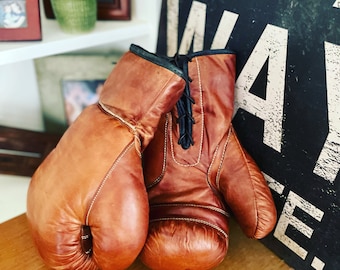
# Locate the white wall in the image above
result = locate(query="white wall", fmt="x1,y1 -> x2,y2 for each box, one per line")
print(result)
0,60 -> 44,131
0,60 -> 42,223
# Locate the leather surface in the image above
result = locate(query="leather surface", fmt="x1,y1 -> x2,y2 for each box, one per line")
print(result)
26,47 -> 186,270
141,52 -> 277,270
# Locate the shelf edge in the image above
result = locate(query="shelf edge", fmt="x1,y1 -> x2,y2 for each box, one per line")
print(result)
0,21 -> 151,66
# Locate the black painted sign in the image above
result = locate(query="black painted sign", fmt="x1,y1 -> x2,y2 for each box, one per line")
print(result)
156,1 -> 340,269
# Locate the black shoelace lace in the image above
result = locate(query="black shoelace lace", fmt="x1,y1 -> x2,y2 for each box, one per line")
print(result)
169,53 -> 195,150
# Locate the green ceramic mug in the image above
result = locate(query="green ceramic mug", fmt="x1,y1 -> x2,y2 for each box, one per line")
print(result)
51,0 -> 97,33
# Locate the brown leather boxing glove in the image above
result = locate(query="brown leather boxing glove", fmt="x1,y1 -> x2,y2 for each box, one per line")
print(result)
140,50 -> 277,270
26,44 -> 187,270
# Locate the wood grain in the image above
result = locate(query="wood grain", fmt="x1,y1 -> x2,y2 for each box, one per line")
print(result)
0,214 -> 292,270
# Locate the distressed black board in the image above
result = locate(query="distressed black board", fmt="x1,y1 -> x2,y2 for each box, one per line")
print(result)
156,1 -> 340,270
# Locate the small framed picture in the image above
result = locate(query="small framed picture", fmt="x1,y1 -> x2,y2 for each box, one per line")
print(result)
43,0 -> 131,20
0,0 -> 41,41
62,79 -> 105,125
35,53 -> 123,134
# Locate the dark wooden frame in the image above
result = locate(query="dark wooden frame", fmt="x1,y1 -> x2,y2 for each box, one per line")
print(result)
0,0 -> 42,41
43,0 -> 131,21
0,126 -> 61,176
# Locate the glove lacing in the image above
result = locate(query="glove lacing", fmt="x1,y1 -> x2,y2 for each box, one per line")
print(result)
168,53 -> 195,150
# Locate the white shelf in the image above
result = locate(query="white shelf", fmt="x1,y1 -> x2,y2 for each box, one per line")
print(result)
0,17 -> 151,66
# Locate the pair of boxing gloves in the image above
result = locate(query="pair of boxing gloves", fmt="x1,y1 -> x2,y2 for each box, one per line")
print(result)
27,44 -> 277,270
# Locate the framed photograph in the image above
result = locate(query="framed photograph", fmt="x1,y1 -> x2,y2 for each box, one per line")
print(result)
43,0 -> 131,21
34,52 -> 123,134
0,0 -> 41,41
61,79 -> 105,125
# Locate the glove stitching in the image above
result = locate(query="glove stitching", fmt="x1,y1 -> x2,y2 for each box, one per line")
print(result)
84,141 -> 135,225
207,140 -> 221,191
146,114 -> 169,190
98,101 -> 141,157
150,203 -> 230,217
149,217 -> 229,239
229,126 -> 259,238
98,101 -> 136,133
215,127 -> 233,190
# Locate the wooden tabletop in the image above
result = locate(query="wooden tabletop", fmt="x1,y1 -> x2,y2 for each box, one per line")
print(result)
0,214 -> 291,270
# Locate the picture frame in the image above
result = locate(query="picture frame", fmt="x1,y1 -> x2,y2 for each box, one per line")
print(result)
43,0 -> 131,21
34,52 -> 123,134
61,79 -> 105,125
0,0 -> 42,41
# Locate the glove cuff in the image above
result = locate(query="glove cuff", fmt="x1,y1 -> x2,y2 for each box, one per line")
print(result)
149,203 -> 230,238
